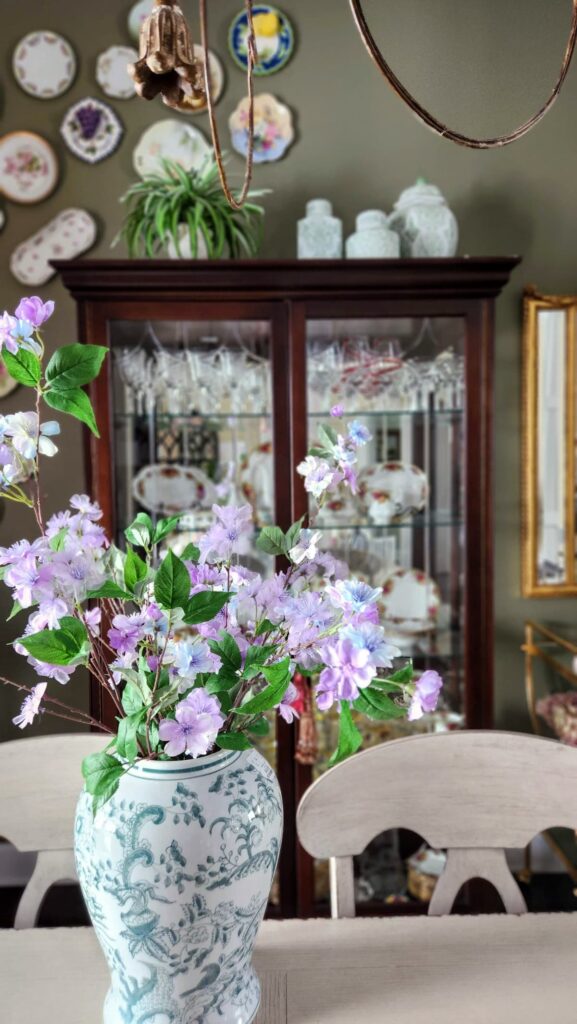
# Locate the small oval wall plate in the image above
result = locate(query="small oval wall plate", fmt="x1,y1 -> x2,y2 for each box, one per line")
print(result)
229,5 -> 295,76
96,45 -> 138,100
229,93 -> 294,162
132,464 -> 216,514
10,208 -> 98,286
0,132 -> 58,204
133,119 -> 210,177
13,30 -> 76,99
60,97 -> 124,164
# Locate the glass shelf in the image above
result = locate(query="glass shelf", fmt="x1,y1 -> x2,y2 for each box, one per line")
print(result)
314,515 -> 463,530
114,411 -> 271,422
308,408 -> 464,419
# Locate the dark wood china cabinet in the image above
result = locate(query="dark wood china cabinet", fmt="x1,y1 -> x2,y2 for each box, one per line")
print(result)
58,256 -> 519,917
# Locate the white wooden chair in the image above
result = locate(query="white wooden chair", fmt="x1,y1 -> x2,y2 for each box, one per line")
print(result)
297,730 -> 577,918
0,733 -> 108,928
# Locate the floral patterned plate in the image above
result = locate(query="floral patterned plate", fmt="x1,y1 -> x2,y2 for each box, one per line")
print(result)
229,93 -> 294,162
10,208 -> 98,286
133,119 -> 211,177
60,97 -> 124,164
168,45 -> 225,114
358,461 -> 429,522
379,567 -> 441,638
96,45 -> 138,99
229,5 -> 295,76
0,132 -> 58,204
127,0 -> 153,42
132,464 -> 216,514
12,30 -> 76,98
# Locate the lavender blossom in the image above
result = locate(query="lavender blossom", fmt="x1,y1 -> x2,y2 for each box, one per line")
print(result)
108,613 -> 149,656
4,412 -> 60,460
297,455 -> 340,499
407,670 -> 443,721
277,681 -> 300,723
12,683 -> 47,729
6,320 -> 42,356
170,637 -> 220,692
199,504 -> 253,563
288,529 -> 322,565
0,312 -> 18,355
315,638 -> 377,710
342,623 -> 401,669
327,579 -> 382,618
14,296 -> 54,327
348,420 -> 372,447
159,689 -> 225,758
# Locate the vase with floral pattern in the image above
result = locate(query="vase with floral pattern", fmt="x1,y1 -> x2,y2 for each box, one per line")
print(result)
74,748 -> 283,1024
345,210 -> 400,259
388,179 -> 458,257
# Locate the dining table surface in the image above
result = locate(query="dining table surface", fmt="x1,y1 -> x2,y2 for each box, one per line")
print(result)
1,912 -> 576,1023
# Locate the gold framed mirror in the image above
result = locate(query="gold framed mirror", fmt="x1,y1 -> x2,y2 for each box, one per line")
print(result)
522,288 -> 577,596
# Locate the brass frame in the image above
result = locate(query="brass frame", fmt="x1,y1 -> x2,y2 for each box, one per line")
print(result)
522,288 -> 577,596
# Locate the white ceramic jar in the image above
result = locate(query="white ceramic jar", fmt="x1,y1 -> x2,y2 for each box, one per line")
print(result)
297,198 -> 343,259
388,179 -> 458,257
345,210 -> 400,259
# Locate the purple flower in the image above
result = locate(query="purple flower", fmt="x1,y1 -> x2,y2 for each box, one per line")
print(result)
4,412 -> 60,460
277,681 -> 300,723
199,504 -> 253,563
297,456 -> 341,499
108,613 -> 148,655
6,320 -> 42,357
316,638 -> 376,710
5,556 -> 54,607
348,420 -> 372,447
29,598 -> 69,631
342,623 -> 401,669
170,637 -> 219,692
407,670 -> 443,721
69,494 -> 102,520
159,689 -> 225,758
328,579 -> 382,616
0,313 -> 18,355
14,296 -> 54,327
12,683 -> 47,729
84,607 -> 102,636
330,405 -> 344,418
288,529 -> 322,566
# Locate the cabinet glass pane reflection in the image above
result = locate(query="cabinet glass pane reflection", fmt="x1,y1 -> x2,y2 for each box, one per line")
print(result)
306,316 -> 466,911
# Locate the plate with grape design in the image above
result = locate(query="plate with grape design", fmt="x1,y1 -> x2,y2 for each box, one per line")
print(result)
60,97 -> 124,164
0,132 -> 58,204
229,5 -> 294,76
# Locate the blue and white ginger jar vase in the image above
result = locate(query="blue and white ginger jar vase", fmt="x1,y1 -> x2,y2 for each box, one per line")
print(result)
75,748 -> 283,1024
388,179 -> 458,258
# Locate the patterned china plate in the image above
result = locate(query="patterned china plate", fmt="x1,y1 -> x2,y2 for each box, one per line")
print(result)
13,30 -> 76,99
132,464 -> 216,514
229,93 -> 294,163
229,5 -> 295,76
96,45 -> 138,99
379,567 -> 441,637
0,132 -> 58,204
60,98 -> 124,164
133,120 -> 211,177
10,208 -> 98,286
170,46 -> 225,114
127,0 -> 153,42
358,461 -> 429,522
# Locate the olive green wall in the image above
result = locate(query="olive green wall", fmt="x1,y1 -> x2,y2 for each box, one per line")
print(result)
1,0 -> 576,738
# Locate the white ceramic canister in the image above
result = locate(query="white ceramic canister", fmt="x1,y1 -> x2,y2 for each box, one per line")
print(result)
297,198 -> 343,259
345,210 -> 400,259
388,179 -> 458,257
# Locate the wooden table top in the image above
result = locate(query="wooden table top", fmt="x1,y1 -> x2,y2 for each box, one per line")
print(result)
1,914 -> 576,1023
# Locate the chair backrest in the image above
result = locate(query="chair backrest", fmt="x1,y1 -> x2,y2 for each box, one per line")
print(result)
0,733 -> 108,928
297,730 -> 577,917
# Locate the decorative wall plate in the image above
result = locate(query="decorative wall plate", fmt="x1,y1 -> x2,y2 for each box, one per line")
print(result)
60,98 -> 124,164
358,461 -> 429,522
133,120 -> 210,177
229,93 -> 294,163
169,45 -> 225,114
10,208 -> 98,286
0,132 -> 58,204
96,45 -> 138,99
127,0 -> 153,42
132,464 -> 216,514
12,30 -> 76,99
379,567 -> 441,637
0,361 -> 19,399
229,5 -> 294,76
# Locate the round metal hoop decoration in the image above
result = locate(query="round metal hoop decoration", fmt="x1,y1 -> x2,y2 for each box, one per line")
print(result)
349,0 -> 577,149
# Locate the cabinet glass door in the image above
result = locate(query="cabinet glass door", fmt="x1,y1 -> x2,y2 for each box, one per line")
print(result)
305,314 -> 466,911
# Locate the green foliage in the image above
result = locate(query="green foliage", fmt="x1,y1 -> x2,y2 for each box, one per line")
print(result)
209,633 -> 242,675
125,512 -> 154,550
115,156 -> 268,260
43,387 -> 99,436
256,526 -> 287,556
179,542 -> 200,563
245,716 -> 270,736
153,515 -> 182,545
2,349 -> 41,388
82,751 -> 125,815
124,546 -> 148,593
154,551 -> 191,611
234,657 -> 291,716
87,581 -> 133,600
354,687 -> 406,721
183,590 -> 231,625
242,644 -> 276,679
215,731 -> 253,751
328,702 -> 363,767
116,711 -> 145,762
18,616 -> 89,666
121,682 -> 145,715
385,664 -> 415,686
45,344 -> 107,390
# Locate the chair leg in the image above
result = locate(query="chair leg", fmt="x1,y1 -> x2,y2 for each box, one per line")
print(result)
14,850 -> 77,929
428,848 -> 528,916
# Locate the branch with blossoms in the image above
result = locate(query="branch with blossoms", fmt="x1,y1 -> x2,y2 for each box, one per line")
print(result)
0,296 -> 443,814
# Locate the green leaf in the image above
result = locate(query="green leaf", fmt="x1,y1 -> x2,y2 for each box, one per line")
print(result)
2,349 -> 41,388
385,664 -> 415,686
87,581 -> 133,601
18,616 -> 89,666
179,542 -> 200,563
116,712 -> 144,762
354,687 -> 407,721
216,732 -> 253,751
285,517 -> 305,552
234,658 -> 291,716
43,387 -> 99,437
125,512 -> 153,550
328,702 -> 363,767
7,600 -> 23,622
255,619 -> 276,638
49,527 -> 68,552
121,682 -> 144,715
242,644 -> 276,679
246,716 -> 270,736
183,590 -> 231,625
209,632 -> 242,673
256,526 -> 287,556
154,550 -> 191,611
153,515 -> 182,545
317,424 -> 338,450
124,547 -> 148,593
45,343 -> 107,391
81,751 -> 124,814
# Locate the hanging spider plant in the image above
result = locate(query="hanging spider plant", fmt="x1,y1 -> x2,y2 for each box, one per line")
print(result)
115,155 -> 268,259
